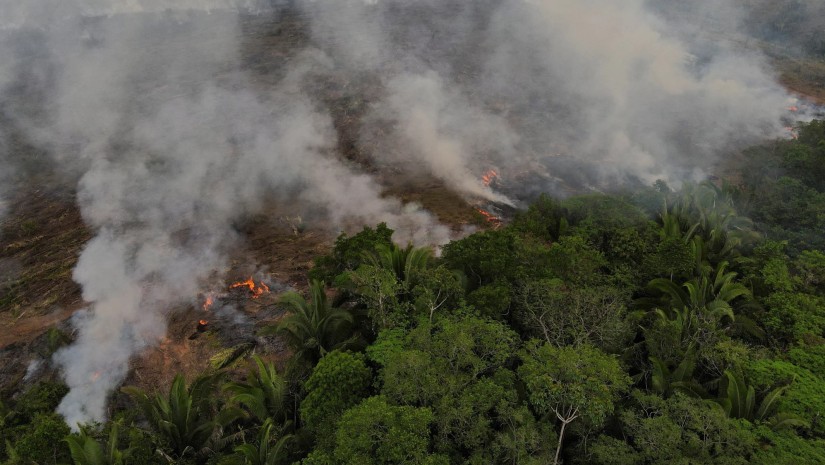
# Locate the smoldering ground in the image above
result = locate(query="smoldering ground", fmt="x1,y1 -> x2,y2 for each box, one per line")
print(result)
0,0 -> 799,426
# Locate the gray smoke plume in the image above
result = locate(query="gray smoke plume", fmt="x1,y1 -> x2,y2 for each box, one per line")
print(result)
0,1 -> 448,427
303,0 -> 791,189
364,71 -> 517,205
483,0 -> 788,183
0,0 -> 806,427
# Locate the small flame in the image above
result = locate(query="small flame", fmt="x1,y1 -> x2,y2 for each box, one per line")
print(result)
787,106 -> 799,112
90,371 -> 101,382
230,277 -> 270,298
202,294 -> 214,311
784,127 -> 799,139
476,208 -> 502,228
481,169 -> 499,187
199,319 -> 209,326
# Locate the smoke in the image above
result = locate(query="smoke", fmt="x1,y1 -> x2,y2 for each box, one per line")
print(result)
0,0 -> 804,427
1,1 -> 448,427
304,0 -> 521,201
483,0 -> 787,183
301,0 -> 790,189
364,71 -> 517,205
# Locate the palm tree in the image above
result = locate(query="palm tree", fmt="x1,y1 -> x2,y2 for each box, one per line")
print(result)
658,182 -> 760,268
642,258 -> 766,347
637,262 -> 762,383
649,345 -> 708,399
65,422 -> 129,465
269,280 -> 355,365
122,373 -> 241,460
714,370 -> 806,430
364,243 -> 433,289
658,203 -> 699,245
230,419 -> 294,465
647,261 -> 750,325
224,355 -> 289,425
355,242 -> 433,315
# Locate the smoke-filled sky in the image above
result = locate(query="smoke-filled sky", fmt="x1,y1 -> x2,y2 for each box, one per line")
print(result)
0,0 -> 804,426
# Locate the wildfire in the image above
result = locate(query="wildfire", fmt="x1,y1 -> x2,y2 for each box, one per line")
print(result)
787,106 -> 799,112
784,127 -> 799,139
481,169 -> 499,187
190,319 -> 210,340
230,277 -> 270,298
202,294 -> 215,311
476,208 -> 502,228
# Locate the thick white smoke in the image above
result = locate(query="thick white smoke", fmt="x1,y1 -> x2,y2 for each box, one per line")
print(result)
1,1 -> 448,427
55,79 -> 449,424
0,0 -> 805,427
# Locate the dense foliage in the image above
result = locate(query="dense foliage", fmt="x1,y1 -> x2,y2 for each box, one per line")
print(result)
3,120 -> 825,464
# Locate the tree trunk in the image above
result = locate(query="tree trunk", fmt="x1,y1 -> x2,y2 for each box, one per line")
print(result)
554,419 -> 568,465
553,406 -> 578,465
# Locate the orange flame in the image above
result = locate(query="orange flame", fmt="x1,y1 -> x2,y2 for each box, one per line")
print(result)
787,106 -> 799,112
230,277 -> 270,298
199,319 -> 209,326
202,294 -> 214,311
90,371 -> 101,382
481,169 -> 499,187
476,208 -> 502,228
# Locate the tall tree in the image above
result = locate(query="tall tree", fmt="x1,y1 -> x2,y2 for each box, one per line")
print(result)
328,396 -> 447,465
300,351 -> 373,452
514,280 -> 631,352
519,342 -> 630,465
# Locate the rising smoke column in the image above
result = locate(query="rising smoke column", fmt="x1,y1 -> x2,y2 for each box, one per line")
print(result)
0,1 -> 448,427
56,77 -> 449,425
303,0 -> 521,204
364,71 -> 517,205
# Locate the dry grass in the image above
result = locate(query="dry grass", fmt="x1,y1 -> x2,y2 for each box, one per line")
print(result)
752,37 -> 825,103
0,188 -> 91,347
775,57 -> 825,104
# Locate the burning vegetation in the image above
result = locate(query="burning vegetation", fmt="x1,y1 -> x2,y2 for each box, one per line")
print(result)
229,277 -> 270,299
481,169 -> 499,188
474,168 -> 507,228
188,276 -> 273,340
475,207 -> 503,228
